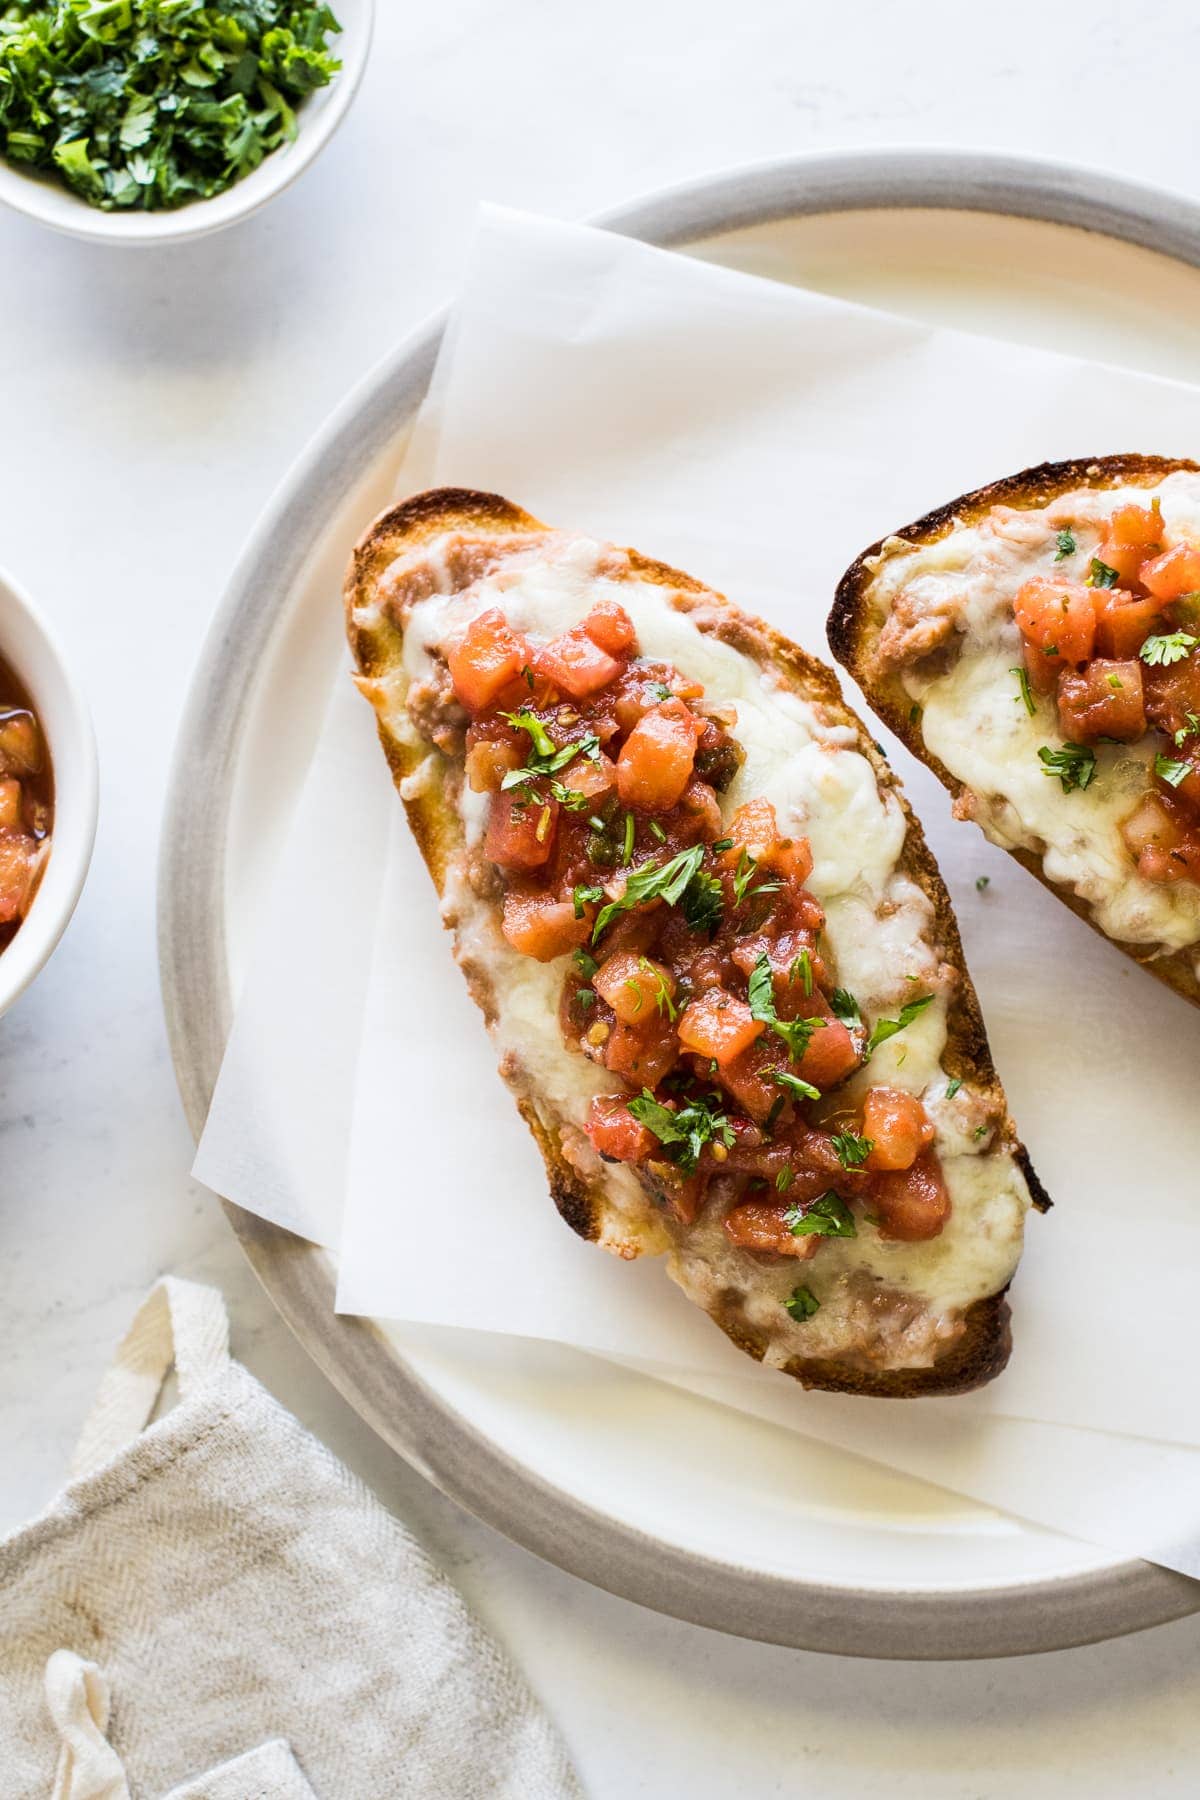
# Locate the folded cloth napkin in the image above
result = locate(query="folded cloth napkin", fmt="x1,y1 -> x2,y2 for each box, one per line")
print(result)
1,1278 -> 582,1800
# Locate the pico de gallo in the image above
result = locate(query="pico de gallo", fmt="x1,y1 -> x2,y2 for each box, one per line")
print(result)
1013,500 -> 1200,885
447,597 -> 950,1282
0,653 -> 51,951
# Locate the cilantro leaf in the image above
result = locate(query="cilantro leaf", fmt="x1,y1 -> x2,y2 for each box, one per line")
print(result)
829,988 -> 861,1027
748,952 -> 822,1063
1088,557 -> 1120,590
1054,528 -> 1077,561
500,712 -> 599,790
1038,742 -> 1097,793
785,1192 -> 857,1239
1140,631 -> 1199,668
769,1068 -> 821,1102
784,1285 -> 820,1322
1010,664 -> 1036,717
592,844 -> 707,941
679,868 -> 724,935
1175,712 -> 1200,748
627,1088 -> 734,1175
830,1130 -> 874,1169
1155,753 -> 1191,788
865,993 -> 934,1057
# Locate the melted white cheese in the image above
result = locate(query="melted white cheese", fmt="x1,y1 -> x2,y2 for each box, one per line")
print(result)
382,531 -> 1030,1360
869,471 -> 1200,959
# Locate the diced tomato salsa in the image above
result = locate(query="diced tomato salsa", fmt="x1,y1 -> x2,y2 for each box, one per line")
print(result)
0,652 -> 51,949
445,595 -> 952,1278
1009,498 -> 1200,884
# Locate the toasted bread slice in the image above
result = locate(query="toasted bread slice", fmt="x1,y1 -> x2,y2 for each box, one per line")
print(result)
345,489 -> 1043,1397
830,456 -> 1200,1007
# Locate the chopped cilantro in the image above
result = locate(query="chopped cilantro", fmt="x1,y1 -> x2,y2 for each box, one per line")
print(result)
638,957 -> 678,1021
1155,752 -> 1191,788
975,875 -> 990,891
679,868 -> 724,935
572,884 -> 604,920
1175,712 -> 1200,748
0,3 -> 342,211
649,819 -> 667,843
592,844 -> 707,941
711,838 -> 733,854
775,1167 -> 794,1193
501,712 -> 600,789
785,1192 -> 857,1239
1054,528 -> 1077,561
865,993 -> 934,1058
748,952 -> 822,1063
769,1068 -> 821,1102
628,1087 -> 734,1174
1038,742 -> 1097,793
784,1285 -> 820,1322
909,703 -> 922,725
830,1130 -> 874,1169
622,812 -> 636,864
945,1077 -> 962,1098
731,848 -> 780,908
1140,631 -> 1199,668
829,988 -> 861,1027
648,682 -> 674,702
790,949 -> 814,996
572,948 -> 599,980
1088,557 -> 1120,589
1010,664 -> 1036,717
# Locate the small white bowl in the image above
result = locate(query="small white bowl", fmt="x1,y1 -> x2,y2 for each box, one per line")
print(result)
0,0 -> 372,246
0,569 -> 98,1018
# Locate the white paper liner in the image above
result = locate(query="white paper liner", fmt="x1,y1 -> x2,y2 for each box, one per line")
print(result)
198,206 -> 1200,1572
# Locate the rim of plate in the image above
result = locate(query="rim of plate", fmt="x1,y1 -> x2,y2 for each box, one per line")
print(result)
159,146 -> 1200,1658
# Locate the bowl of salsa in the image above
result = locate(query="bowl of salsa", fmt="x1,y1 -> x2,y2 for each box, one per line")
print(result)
0,568 -> 96,1017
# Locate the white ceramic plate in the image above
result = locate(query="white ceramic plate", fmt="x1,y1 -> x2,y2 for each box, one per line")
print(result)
160,149 -> 1200,1657
0,0 -> 372,246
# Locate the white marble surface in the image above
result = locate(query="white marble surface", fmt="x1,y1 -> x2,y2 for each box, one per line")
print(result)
4,2 -> 1200,1793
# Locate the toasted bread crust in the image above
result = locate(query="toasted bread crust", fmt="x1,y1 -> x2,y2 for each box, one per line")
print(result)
346,488 -> 1041,1397
829,455 -> 1200,1010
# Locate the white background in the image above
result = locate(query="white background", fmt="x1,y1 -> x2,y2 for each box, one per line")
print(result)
4,2 -> 1200,1793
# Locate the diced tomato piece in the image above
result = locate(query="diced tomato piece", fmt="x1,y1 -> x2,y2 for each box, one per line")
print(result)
1141,540 -> 1200,601
1092,589 -> 1167,660
1122,790 -> 1200,883
465,736 -> 525,793
676,776 -> 724,842
616,699 -> 702,812
1108,501 -> 1164,551
1022,639 -> 1061,697
595,950 -> 676,1025
485,791 -> 558,870
560,751 -> 616,802
1056,659 -> 1145,743
862,1086 -> 935,1172
581,600 -> 637,657
718,1037 -> 791,1125
585,1094 -> 656,1163
501,888 -> 588,959
0,778 -> 21,830
1094,539 -> 1145,590
0,709 -> 42,778
719,798 -> 813,883
1144,648 -> 1200,738
677,988 -> 763,1065
722,1201 -> 821,1259
0,828 -> 37,923
533,629 -> 623,699
446,609 -> 528,715
603,1018 -> 680,1088
869,1150 -> 951,1241
794,1015 -> 859,1090
1013,576 -> 1095,664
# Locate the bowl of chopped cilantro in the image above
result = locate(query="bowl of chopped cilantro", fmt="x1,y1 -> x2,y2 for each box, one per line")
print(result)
0,1 -> 371,243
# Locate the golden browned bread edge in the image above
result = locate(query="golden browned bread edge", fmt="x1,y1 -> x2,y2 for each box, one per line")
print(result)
345,487 -> 1044,1398
828,455 -> 1200,1009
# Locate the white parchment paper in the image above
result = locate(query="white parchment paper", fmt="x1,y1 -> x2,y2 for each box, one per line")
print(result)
197,208 -> 1200,1572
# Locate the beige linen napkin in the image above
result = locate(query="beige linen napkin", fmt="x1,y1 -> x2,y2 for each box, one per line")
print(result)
1,1278 -> 582,1800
